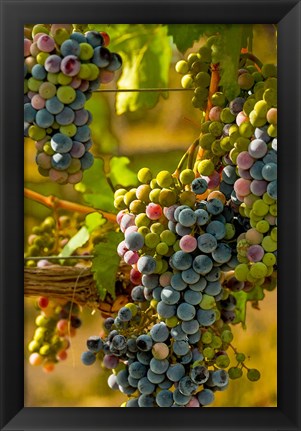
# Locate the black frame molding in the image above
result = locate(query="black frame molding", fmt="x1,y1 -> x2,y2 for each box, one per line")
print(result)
0,0 -> 300,430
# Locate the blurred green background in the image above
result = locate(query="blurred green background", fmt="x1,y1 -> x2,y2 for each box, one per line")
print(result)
24,24 -> 277,407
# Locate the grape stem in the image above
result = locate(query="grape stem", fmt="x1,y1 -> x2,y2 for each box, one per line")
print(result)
24,188 -> 117,223
240,53 -> 263,70
172,138 -> 200,178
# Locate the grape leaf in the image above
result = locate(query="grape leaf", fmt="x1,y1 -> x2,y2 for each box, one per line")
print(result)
167,24 -> 224,53
91,231 -> 124,300
85,212 -> 106,232
58,226 -> 90,258
109,156 -> 138,188
233,285 -> 265,328
113,25 -> 172,114
85,93 -> 119,154
76,158 -> 116,213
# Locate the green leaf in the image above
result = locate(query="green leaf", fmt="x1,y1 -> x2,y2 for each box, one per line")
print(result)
167,24 -> 224,53
114,25 -> 172,114
216,25 -> 243,100
85,212 -> 106,233
233,285 -> 265,327
109,156 -> 138,188
91,231 -> 124,300
85,93 -> 119,155
76,158 -> 116,213
58,226 -> 90,258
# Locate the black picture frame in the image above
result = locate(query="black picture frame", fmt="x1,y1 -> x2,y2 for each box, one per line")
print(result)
0,0 -> 300,430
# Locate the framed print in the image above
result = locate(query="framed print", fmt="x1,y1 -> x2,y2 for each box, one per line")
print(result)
0,0 -> 300,430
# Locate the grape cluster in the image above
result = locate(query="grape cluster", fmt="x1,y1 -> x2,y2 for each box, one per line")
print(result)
82,305 -> 238,407
24,24 -> 122,184
176,42 -> 213,113
28,299 -> 82,372
24,214 -> 85,267
80,165 -> 260,406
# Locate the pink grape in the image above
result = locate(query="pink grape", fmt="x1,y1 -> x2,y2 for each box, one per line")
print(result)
49,168 -> 68,184
265,214 -> 276,225
33,32 -> 48,43
44,54 -> 61,73
71,77 -> 82,89
247,244 -> 264,262
130,268 -> 142,285
68,170 -> 83,184
234,178 -> 251,196
244,194 -> 258,207
57,319 -> 68,334
35,136 -> 49,150
209,106 -> 222,121
24,38 -> 32,57
238,167 -> 252,180
179,235 -> 197,252
124,225 -> 138,236
236,151 -> 254,169
27,90 -> 37,100
117,240 -> 128,257
116,210 -> 126,225
36,152 -> 52,169
99,69 -> 115,83
236,111 -> 248,126
202,170 -> 220,189
30,42 -> 40,57
163,205 -> 178,222
29,353 -> 43,366
245,228 -> 263,245
79,80 -> 89,92
57,350 -> 68,361
70,141 -> 85,158
103,354 -> 119,369
60,55 -> 81,76
124,250 -> 139,265
159,271 -> 173,287
74,109 -> 89,126
186,397 -> 200,407
235,192 -> 245,202
38,296 -> 49,308
37,34 -> 55,52
250,180 -> 268,196
248,139 -> 268,159
146,203 -> 163,220
120,213 -> 136,232
31,94 -> 46,109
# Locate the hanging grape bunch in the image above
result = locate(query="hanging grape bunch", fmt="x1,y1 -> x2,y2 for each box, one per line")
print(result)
24,24 -> 122,184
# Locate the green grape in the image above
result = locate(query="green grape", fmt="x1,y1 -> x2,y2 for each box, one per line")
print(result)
252,71 -> 263,82
211,335 -> 222,349
228,367 -> 243,379
192,96 -> 206,109
261,63 -> 277,78
243,98 -> 256,116
179,191 -> 196,207
135,213 -> 150,227
247,368 -> 261,381
137,167 -> 152,183
114,188 -> 127,198
235,263 -> 249,281
129,199 -> 146,214
156,242 -> 169,255
221,329 -> 233,343
179,169 -> 195,185
123,190 -> 137,207
138,226 -> 150,236
195,71 -> 211,87
198,46 -> 212,62
200,294 -> 215,310
209,121 -> 223,137
149,188 -> 161,203
200,121 -> 211,133
114,196 -> 127,210
236,352 -> 246,363
197,159 -> 215,176
156,170 -> 173,188
160,230 -> 176,246
187,53 -> 200,66
211,91 -> 226,107
159,189 -> 177,206
203,347 -> 215,359
199,133 -> 215,150
201,331 -> 213,344
220,107 -> 235,123
175,60 -> 189,74
28,340 -> 41,353
238,72 -> 254,90
215,354 -> 230,368
220,136 -> 233,152
194,87 -> 209,100
211,140 -> 225,156
145,232 -> 160,249
239,122 -> 254,138
181,74 -> 194,89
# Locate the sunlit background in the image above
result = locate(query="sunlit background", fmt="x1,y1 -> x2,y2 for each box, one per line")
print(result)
24,24 -> 277,407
